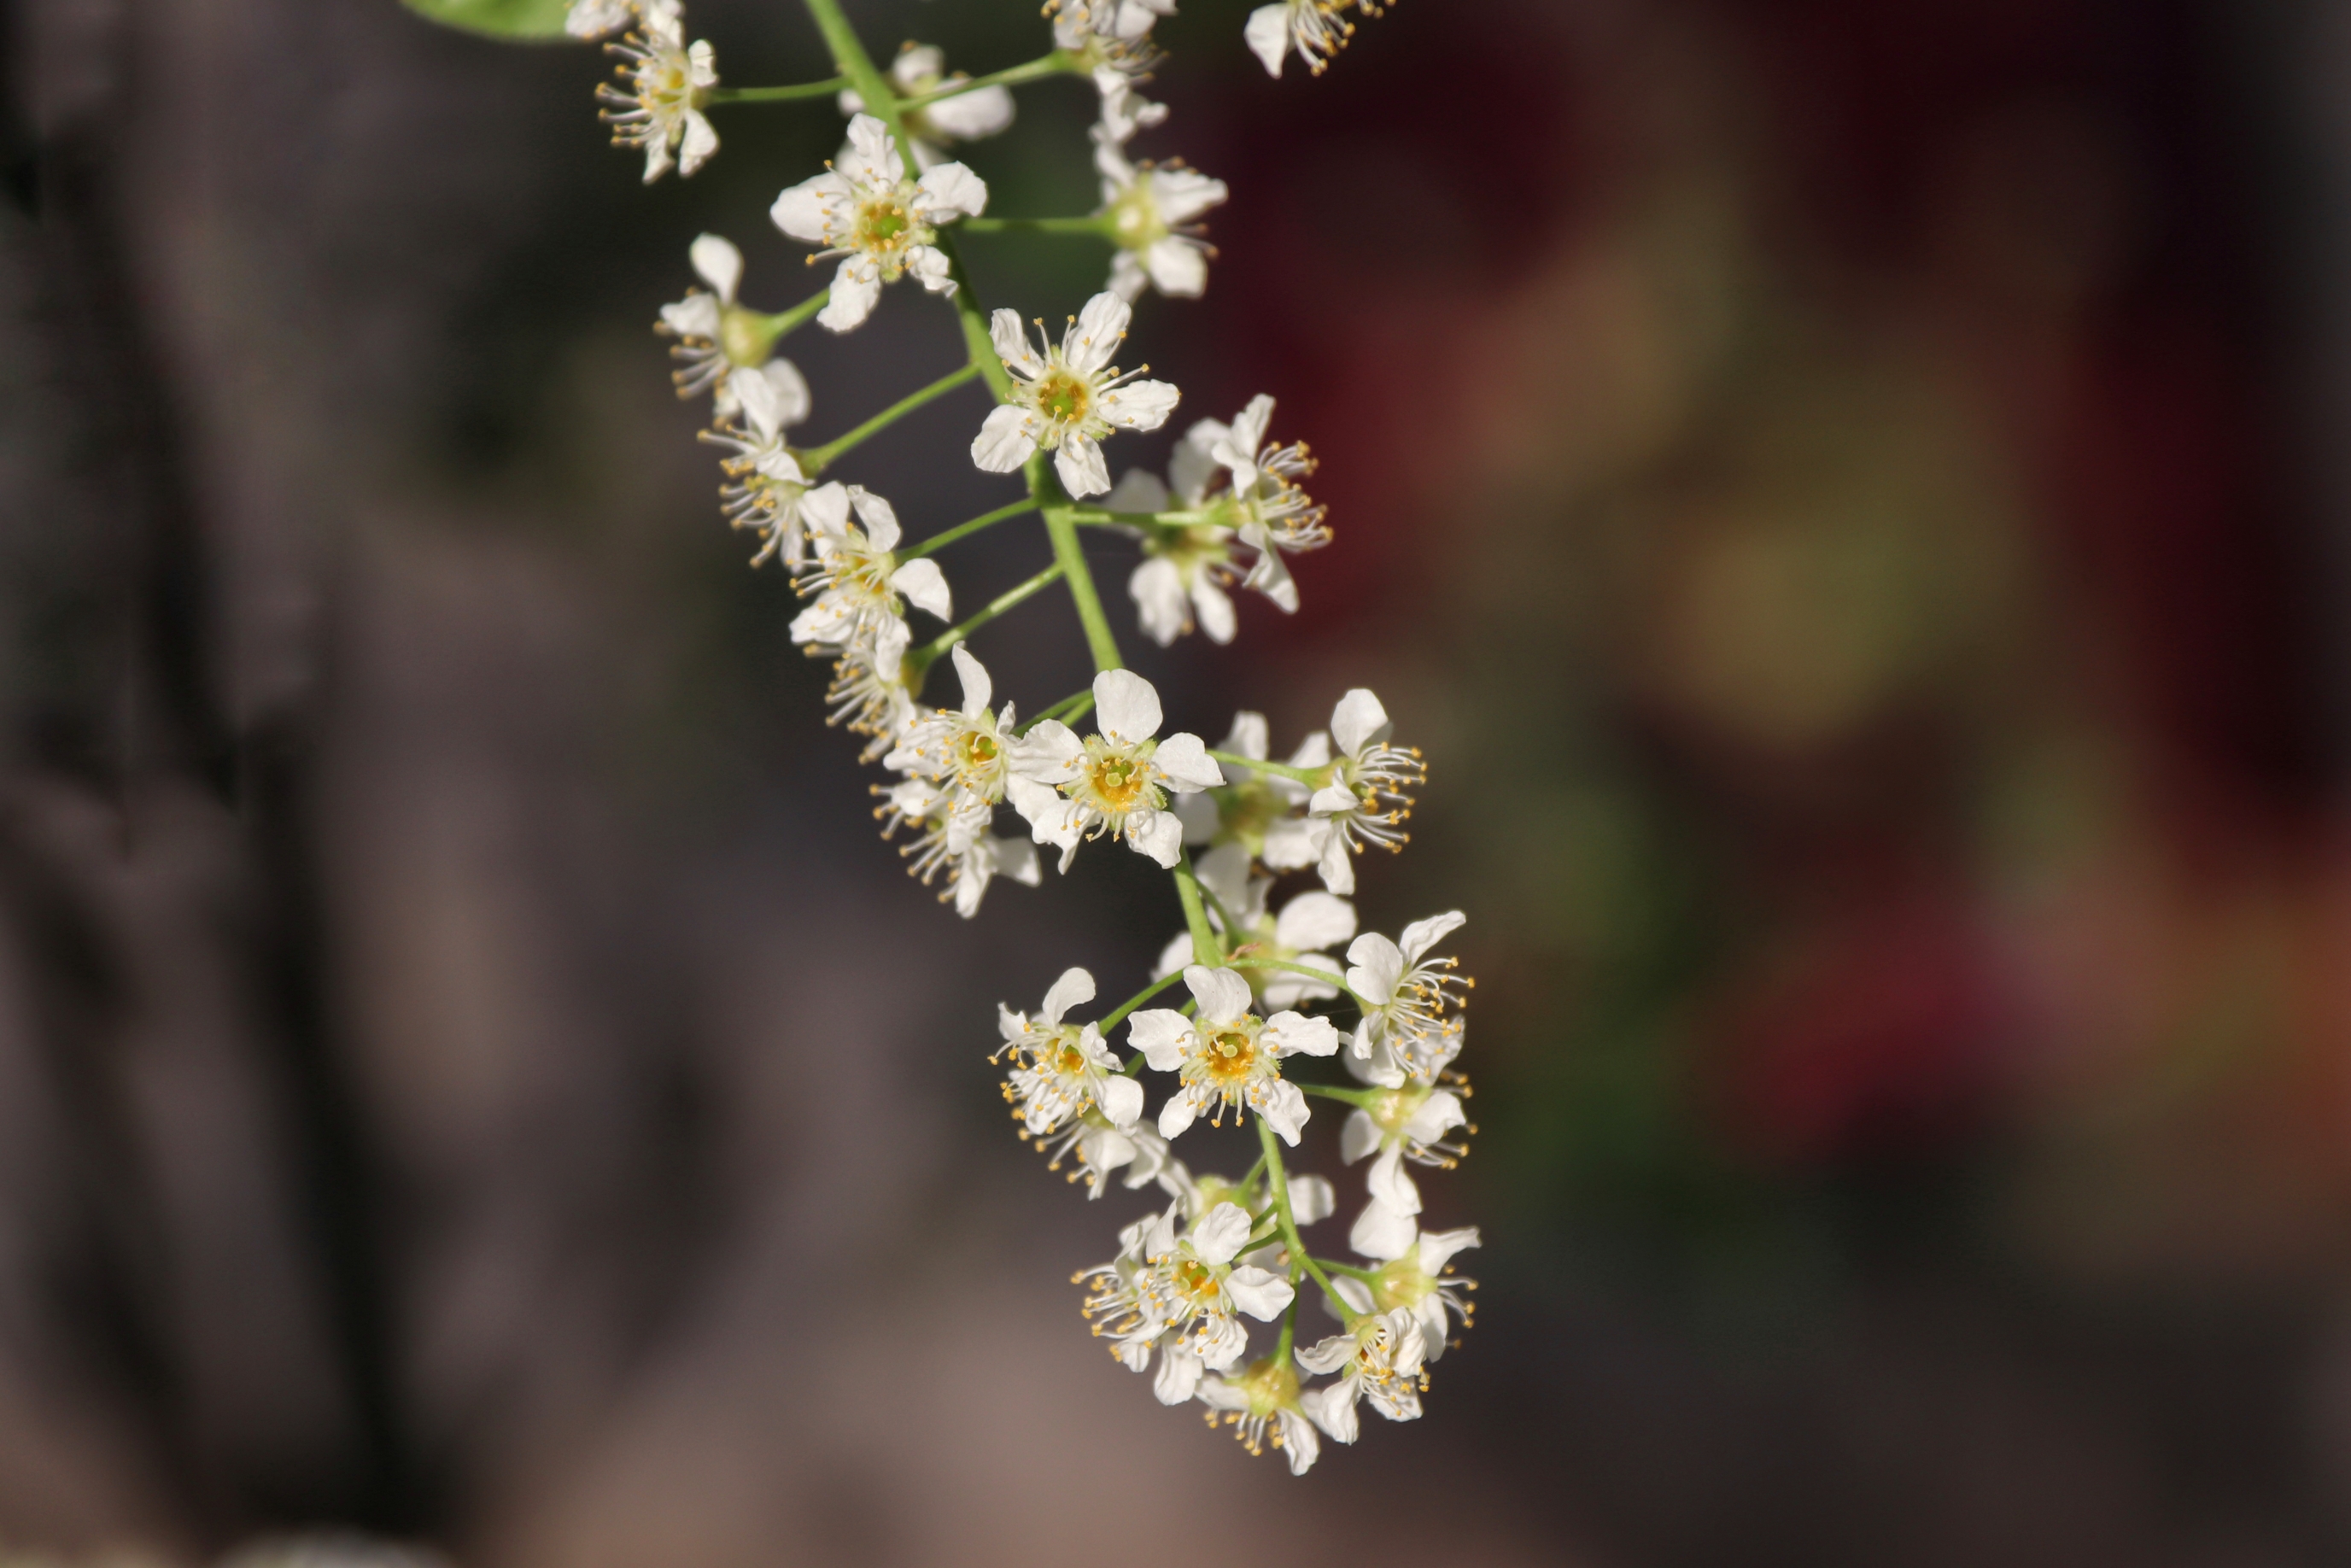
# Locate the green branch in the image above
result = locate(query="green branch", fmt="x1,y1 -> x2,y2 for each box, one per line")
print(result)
907,562 -> 1064,678
896,51 -> 1081,112
706,78 -> 849,104
1041,466 -> 1124,672
1172,852 -> 1224,969
962,215 -> 1114,237
898,497 -> 1039,561
798,363 -> 980,473
1259,1120 -> 1355,1327
1100,968 -> 1187,1035
1206,749 -> 1329,787
1018,689 -> 1095,735
1225,957 -> 1366,1007
763,288 -> 831,338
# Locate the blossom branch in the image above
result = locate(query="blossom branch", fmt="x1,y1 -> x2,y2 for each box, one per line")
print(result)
898,496 -> 1039,561
894,51 -> 1081,112
906,562 -> 1064,679
1204,749 -> 1330,787
1258,1120 -> 1357,1328
705,78 -> 849,104
962,215 -> 1114,237
798,361 -> 981,473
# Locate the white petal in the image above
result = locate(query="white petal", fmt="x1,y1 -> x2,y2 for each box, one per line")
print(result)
989,308 -> 1044,377
1260,815 -> 1320,871
1415,1225 -> 1482,1275
658,293 -> 722,341
1280,1411 -> 1321,1475
1143,237 -> 1208,298
905,244 -> 956,295
1195,843 -> 1255,922
1181,964 -> 1254,1026
915,160 -> 989,219
1366,1147 -> 1422,1215
1345,933 -> 1403,1004
770,174 -> 840,244
1008,719 -> 1083,780
1301,1382 -> 1361,1445
1041,967 -> 1097,1025
1151,733 -> 1224,792
950,643 -> 992,716
1097,1074 -> 1144,1129
1243,542 -> 1300,612
1129,559 -> 1188,646
1128,809 -> 1184,868
1168,421 -> 1224,506
1405,1089 -> 1467,1143
1330,687 -> 1391,757
677,110 -> 718,178
1315,820 -> 1356,894
1126,1010 -> 1194,1073
1274,891 -> 1357,953
1340,1109 -> 1381,1166
1192,1202 -> 1253,1265
1093,668 -> 1163,745
1256,1079 -> 1309,1144
1108,249 -> 1149,302
1154,931 -> 1196,980
817,259 -> 881,331
1349,1198 -> 1418,1261
1263,1010 -> 1340,1058
989,834 -> 1041,887
1067,291 -> 1132,375
925,84 -> 1016,140
971,403 -> 1040,473
688,232 -> 743,301
1054,434 -> 1112,499
1290,1173 -> 1336,1226
1225,1266 -> 1295,1322
1399,910 -> 1467,964
1219,711 -> 1269,759
839,113 -> 903,186
1098,377 -> 1179,432
1152,1345 -> 1203,1405
1295,1333 -> 1355,1376
888,559 -> 951,621
1157,1092 -> 1199,1140
1104,468 -> 1171,513
1192,578 -> 1237,644
1245,3 -> 1292,75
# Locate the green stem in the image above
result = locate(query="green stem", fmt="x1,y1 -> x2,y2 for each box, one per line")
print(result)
1259,1120 -> 1354,1327
1171,853 -> 1224,968
1099,968 -> 1187,1035
1276,1297 -> 1298,1362
763,288 -> 831,339
799,362 -> 980,473
896,51 -> 1080,112
1017,688 -> 1095,735
907,563 -> 1063,677
1225,957 -> 1367,1007
898,497 -> 1039,561
1205,749 -> 1329,787
1318,1258 -> 1381,1281
705,78 -> 849,104
1067,506 -> 1221,528
1042,470 -> 1123,672
962,215 -> 1114,237
1297,1082 -> 1376,1106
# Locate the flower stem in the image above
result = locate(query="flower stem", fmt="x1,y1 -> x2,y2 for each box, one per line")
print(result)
1316,1258 -> 1381,1282
799,362 -> 981,473
1017,688 -> 1095,735
705,78 -> 849,104
1099,968 -> 1186,1034
1041,477 -> 1124,671
907,562 -> 1064,677
1205,749 -> 1329,787
1258,1120 -> 1354,1327
763,288 -> 831,338
1172,852 -> 1225,968
895,51 -> 1081,112
1067,506 -> 1220,528
1225,957 -> 1369,1007
898,497 -> 1039,560
1276,1297 -> 1299,1362
962,215 -> 1114,237
1296,1081 -> 1375,1105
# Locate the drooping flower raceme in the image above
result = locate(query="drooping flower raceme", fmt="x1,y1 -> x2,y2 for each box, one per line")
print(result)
537,0 -> 1469,1482
1008,669 -> 1222,869
770,114 -> 988,332
598,8 -> 718,182
1127,964 -> 1339,1144
971,292 -> 1180,499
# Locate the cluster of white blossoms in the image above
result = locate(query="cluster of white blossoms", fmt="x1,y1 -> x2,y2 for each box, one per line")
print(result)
561,0 -> 1455,1477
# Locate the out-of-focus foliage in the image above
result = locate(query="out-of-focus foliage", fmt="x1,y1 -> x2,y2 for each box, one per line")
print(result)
400,0 -> 577,42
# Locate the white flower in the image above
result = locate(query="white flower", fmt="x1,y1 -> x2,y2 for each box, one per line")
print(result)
1340,1206 -> 1477,1363
883,644 -> 1019,816
1339,1074 -> 1469,1218
597,9 -> 718,183
1193,395 -> 1330,611
1295,1307 -> 1425,1443
1306,688 -> 1424,893
840,44 -> 1015,170
820,617 -> 917,758
1152,842 -> 1354,1009
1199,1355 -> 1323,1474
1090,65 -> 1169,149
1245,0 -> 1381,79
1079,1200 -> 1294,1384
1127,964 -> 1338,1144
1007,669 -> 1222,869
971,293 -> 1180,499
565,0 -> 676,41
993,967 -> 1146,1138
1051,0 -> 1176,55
1096,143 -> 1227,301
1346,910 -> 1468,1086
702,360 -> 818,566
874,776 -> 1038,916
1114,471 -> 1240,647
1172,711 -> 1325,869
769,114 -> 989,333
787,483 -> 953,652
658,234 -> 804,420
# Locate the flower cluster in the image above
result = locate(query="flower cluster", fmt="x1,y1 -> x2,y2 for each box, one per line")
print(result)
560,0 -> 1437,1476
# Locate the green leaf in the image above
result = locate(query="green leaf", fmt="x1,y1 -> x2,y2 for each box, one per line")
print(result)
401,0 -> 579,41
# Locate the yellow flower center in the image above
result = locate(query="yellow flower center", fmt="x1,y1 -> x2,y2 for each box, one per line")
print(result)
1053,1039 -> 1089,1076
1174,1258 -> 1219,1304
1033,369 -> 1092,428
1085,752 -> 1149,811
1202,1027 -> 1258,1085
857,195 -> 916,256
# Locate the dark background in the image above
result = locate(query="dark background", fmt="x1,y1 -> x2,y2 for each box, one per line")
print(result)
8,0 -> 2351,1562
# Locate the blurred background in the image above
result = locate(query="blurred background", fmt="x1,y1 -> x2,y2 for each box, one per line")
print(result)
7,0 -> 2351,1561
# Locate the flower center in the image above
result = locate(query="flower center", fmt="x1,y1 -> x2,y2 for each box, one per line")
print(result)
1370,1085 -> 1426,1136
1052,1038 -> 1089,1076
1085,749 -> 1150,812
1033,369 -> 1092,428
1202,1027 -> 1258,1084
1110,184 -> 1167,250
857,195 -> 915,255
719,306 -> 777,367
1174,1258 -> 1219,1303
1371,1255 -> 1433,1314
